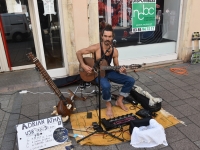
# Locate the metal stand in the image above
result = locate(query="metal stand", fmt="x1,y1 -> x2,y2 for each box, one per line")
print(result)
69,81 -> 97,102
49,14 -> 54,51
77,46 -> 124,143
191,32 -> 200,64
138,32 -> 142,44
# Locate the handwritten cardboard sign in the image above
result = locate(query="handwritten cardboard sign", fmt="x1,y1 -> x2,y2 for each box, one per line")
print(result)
16,116 -> 64,150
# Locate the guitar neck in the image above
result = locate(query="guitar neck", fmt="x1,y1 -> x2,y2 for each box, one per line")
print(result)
101,65 -> 130,70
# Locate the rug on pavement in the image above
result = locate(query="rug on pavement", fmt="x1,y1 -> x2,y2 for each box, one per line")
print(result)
70,103 -> 182,145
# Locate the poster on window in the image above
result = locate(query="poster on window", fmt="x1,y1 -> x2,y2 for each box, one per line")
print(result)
42,0 -> 56,16
132,0 -> 156,32
14,0 -> 22,13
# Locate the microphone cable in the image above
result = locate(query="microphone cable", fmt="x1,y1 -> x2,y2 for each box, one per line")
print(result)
0,103 -> 34,121
132,63 -> 146,81
133,70 -> 140,81
0,90 -> 21,95
0,90 -> 34,121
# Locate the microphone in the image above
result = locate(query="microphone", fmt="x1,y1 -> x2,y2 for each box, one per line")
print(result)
113,39 -> 117,47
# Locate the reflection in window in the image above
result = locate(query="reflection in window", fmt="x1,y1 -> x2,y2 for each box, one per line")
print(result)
0,0 -> 36,67
98,0 -> 178,47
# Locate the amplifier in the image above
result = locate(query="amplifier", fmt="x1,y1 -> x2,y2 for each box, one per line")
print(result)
101,113 -> 139,131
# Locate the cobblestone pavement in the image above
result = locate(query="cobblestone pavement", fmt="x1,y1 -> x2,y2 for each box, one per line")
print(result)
1,63 -> 200,150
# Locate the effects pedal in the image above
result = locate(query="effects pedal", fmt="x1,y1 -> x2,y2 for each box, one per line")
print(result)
92,122 -> 103,132
124,95 -> 138,105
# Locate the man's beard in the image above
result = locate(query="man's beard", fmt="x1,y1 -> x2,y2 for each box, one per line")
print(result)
104,40 -> 110,46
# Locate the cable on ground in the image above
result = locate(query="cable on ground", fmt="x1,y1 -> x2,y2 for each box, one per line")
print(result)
169,67 -> 188,75
0,106 -> 34,121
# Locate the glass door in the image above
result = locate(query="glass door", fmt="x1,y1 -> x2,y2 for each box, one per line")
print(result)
37,0 -> 64,70
32,0 -> 68,77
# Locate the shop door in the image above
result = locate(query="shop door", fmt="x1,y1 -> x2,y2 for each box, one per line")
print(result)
30,0 -> 68,77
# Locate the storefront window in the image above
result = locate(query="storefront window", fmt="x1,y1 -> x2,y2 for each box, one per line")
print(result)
98,0 -> 180,48
0,0 -> 36,67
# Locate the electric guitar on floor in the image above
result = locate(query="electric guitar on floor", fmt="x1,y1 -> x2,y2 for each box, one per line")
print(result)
79,57 -> 144,82
27,52 -> 74,117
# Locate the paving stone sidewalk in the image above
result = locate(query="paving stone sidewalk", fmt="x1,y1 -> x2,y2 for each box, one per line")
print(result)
1,63 -> 200,150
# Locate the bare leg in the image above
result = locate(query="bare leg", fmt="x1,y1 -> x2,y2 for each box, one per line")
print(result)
106,101 -> 113,118
115,95 -> 128,111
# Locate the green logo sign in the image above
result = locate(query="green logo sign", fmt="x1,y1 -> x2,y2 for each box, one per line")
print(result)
132,1 -> 156,32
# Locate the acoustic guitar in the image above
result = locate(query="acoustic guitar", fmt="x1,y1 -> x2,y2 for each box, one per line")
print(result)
79,57 -> 143,82
27,52 -> 74,117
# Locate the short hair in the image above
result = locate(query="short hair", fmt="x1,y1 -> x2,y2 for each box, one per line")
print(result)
101,24 -> 114,37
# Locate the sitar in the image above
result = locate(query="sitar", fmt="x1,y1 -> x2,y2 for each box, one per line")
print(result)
27,52 -> 73,117
79,57 -> 143,82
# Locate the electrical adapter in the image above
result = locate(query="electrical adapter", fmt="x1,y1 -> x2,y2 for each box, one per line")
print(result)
19,90 -> 28,94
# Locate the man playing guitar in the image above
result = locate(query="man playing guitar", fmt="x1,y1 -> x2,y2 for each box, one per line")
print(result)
76,24 -> 135,118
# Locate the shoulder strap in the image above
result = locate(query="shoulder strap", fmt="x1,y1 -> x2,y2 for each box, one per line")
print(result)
111,46 -> 114,57
100,42 -> 104,56
94,50 -> 96,62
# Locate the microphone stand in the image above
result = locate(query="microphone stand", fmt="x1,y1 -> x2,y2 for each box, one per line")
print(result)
77,44 -> 124,143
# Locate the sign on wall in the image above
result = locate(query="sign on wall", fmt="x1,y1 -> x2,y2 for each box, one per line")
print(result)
132,0 -> 156,32
42,0 -> 56,16
16,116 -> 66,150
